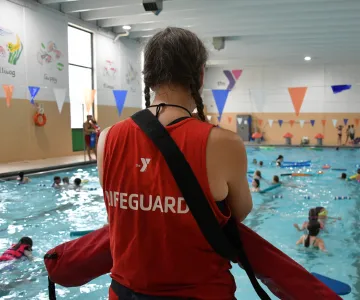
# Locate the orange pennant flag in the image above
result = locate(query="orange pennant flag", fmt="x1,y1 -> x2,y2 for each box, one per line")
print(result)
84,89 -> 96,113
2,84 -> 14,108
288,87 -> 307,116
355,119 -> 359,127
257,119 -> 263,127
228,116 -> 232,124
289,120 -> 295,127
321,120 -> 326,126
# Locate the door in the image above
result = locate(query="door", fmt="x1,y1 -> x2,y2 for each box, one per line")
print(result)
236,115 -> 251,141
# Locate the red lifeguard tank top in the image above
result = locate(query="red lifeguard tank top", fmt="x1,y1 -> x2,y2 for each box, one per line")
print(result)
103,116 -> 235,299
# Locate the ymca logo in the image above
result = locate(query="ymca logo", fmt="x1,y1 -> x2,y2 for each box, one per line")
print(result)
222,69 -> 243,90
136,158 -> 151,172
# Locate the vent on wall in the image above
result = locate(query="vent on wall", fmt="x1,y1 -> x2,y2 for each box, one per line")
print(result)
212,37 -> 225,51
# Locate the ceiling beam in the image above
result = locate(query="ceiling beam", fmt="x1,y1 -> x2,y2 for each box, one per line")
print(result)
98,1 -> 360,27
39,0 -> 77,4
61,0 -> 139,13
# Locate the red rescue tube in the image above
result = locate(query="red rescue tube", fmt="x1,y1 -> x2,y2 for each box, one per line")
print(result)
44,224 -> 340,299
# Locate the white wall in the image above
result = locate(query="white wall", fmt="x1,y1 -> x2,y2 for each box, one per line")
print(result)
0,0 -> 142,108
204,64 -> 360,114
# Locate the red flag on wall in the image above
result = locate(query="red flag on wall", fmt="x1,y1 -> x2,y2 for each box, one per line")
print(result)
289,120 -> 295,127
257,119 -> 263,127
288,87 -> 307,116
321,120 -> 326,126
355,119 -> 360,127
228,116 -> 232,123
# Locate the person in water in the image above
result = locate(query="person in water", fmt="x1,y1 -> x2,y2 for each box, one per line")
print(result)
253,170 -> 262,180
272,175 -> 299,188
276,155 -> 284,166
17,172 -> 30,184
259,161 -> 264,167
252,159 -> 257,164
73,178 -> 82,189
251,178 -> 260,192
52,176 -> 61,188
97,27 -> 253,300
340,173 -> 347,180
294,207 -> 341,231
355,168 -> 360,180
296,220 -> 326,252
62,177 -> 70,185
0,237 -> 33,262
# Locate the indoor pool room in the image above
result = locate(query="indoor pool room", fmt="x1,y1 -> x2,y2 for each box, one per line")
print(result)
2,0 -> 360,299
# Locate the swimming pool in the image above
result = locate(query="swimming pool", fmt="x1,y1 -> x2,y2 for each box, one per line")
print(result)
0,147 -> 359,299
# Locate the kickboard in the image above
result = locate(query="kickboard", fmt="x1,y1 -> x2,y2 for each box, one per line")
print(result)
311,272 -> 351,296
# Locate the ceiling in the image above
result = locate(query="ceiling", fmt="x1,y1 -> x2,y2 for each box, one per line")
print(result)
39,0 -> 360,66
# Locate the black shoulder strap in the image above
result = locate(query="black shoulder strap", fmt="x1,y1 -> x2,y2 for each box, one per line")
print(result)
131,109 -> 270,300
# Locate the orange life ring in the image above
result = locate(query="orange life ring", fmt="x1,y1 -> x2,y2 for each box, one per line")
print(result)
34,113 -> 47,127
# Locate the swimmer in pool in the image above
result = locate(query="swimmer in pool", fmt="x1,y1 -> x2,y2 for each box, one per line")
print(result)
74,178 -> 82,189
356,169 -> 360,180
272,175 -> 300,188
252,159 -> 257,164
0,237 -> 33,262
17,172 -> 30,184
294,207 -> 341,231
62,177 -> 69,185
251,178 -> 260,192
253,170 -> 262,180
340,173 -> 347,180
52,176 -> 61,188
296,220 -> 326,252
259,161 -> 264,167
276,155 -> 284,166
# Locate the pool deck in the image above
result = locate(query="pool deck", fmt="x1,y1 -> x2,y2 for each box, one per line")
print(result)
0,155 -> 96,179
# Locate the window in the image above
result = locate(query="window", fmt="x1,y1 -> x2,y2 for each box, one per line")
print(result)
68,25 -> 94,129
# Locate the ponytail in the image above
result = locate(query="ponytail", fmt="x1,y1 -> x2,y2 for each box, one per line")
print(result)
304,235 -> 310,248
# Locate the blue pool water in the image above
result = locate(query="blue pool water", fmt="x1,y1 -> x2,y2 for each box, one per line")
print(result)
0,147 -> 359,299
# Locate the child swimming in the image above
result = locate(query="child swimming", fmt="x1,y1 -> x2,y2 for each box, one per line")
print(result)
0,237 -> 33,262
294,207 -> 341,231
17,172 -> 30,184
253,170 -> 262,180
272,175 -> 299,188
62,177 -> 70,185
296,220 -> 326,252
74,178 -> 82,189
52,176 -> 61,188
276,155 -> 284,166
252,159 -> 258,164
259,161 -> 264,167
340,173 -> 347,180
251,178 -> 260,192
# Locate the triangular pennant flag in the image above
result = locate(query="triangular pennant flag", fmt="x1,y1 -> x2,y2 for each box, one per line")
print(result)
53,88 -> 66,113
2,84 -> 13,107
237,117 -> 243,125
299,120 -> 305,128
332,119 -> 337,128
28,86 -> 40,105
278,120 -> 283,127
228,116 -> 232,124
112,90 -> 127,116
212,90 -> 229,119
84,89 -> 96,113
321,120 -> 326,126
355,119 -> 360,127
310,120 -> 315,127
257,119 -> 263,127
331,85 -> 352,94
207,115 -> 212,121
343,118 -> 348,126
268,119 -> 274,127
217,116 -> 221,122
289,120 -> 295,127
244,120 -> 248,125
288,87 -> 307,116
231,69 -> 243,80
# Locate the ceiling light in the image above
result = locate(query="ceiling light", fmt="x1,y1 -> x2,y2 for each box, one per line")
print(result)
122,25 -> 131,31
304,56 -> 311,61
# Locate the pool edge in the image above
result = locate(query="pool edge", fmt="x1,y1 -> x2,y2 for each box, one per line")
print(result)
0,161 -> 97,180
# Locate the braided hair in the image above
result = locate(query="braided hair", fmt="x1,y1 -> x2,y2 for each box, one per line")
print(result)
142,27 -> 208,121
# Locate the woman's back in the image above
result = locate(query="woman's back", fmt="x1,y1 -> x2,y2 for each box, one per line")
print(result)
102,117 -> 237,298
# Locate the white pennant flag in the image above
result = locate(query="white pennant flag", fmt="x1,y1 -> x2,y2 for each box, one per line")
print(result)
299,120 -> 305,128
207,115 -> 212,121
268,119 -> 274,127
244,120 -> 248,125
237,117 -> 243,125
332,119 -> 337,127
53,88 -> 67,113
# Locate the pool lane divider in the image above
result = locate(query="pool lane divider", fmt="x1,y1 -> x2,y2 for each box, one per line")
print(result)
259,183 -> 281,194
70,230 -> 95,237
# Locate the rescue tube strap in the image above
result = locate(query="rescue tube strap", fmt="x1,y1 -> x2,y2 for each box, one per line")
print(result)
48,277 -> 56,300
132,109 -> 270,300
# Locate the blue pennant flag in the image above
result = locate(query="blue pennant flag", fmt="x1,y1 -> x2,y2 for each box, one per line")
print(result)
331,85 -> 352,94
278,119 -> 283,127
344,118 -> 348,126
310,120 -> 315,127
212,89 -> 229,120
28,86 -> 40,105
113,90 -> 128,116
